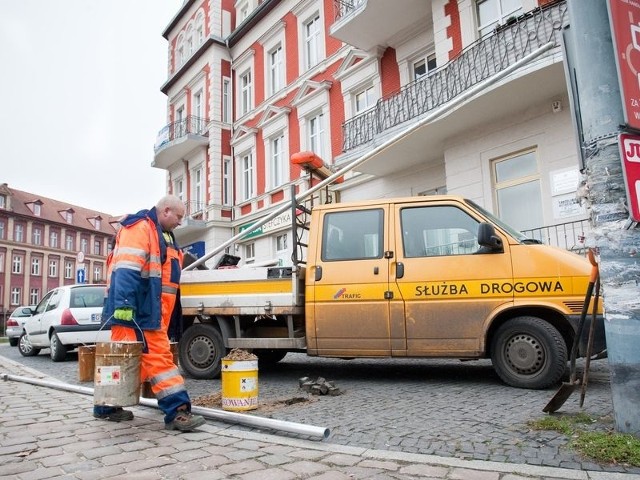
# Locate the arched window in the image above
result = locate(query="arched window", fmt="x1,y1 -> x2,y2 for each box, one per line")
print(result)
176,34 -> 185,67
195,13 -> 204,45
186,25 -> 194,56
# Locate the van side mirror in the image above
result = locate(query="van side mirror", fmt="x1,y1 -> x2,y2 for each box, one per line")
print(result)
477,223 -> 503,252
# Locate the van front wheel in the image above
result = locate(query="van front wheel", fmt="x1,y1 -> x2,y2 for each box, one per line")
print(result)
491,316 -> 567,389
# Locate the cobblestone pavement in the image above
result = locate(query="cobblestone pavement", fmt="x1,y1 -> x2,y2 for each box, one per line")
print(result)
1,344 -> 639,478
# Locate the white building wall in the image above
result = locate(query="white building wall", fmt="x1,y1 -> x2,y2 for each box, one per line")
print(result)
338,161 -> 446,203
210,0 -> 222,38
445,92 -> 584,226
458,0 -> 480,46
431,0 -> 451,69
207,51 -> 229,213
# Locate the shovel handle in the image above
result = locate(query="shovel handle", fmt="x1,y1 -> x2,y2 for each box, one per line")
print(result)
580,273 -> 600,407
587,248 -> 598,281
569,249 -> 599,382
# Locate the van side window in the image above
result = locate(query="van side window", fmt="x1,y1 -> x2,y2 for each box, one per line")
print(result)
322,209 -> 383,261
401,206 -> 480,257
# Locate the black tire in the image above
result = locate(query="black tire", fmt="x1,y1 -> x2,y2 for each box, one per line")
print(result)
18,333 -> 40,357
255,349 -> 287,369
50,332 -> 68,362
8,337 -> 18,347
490,316 -> 567,389
179,323 -> 225,379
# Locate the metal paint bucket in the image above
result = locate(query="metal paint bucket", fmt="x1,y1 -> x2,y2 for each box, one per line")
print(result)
93,342 -> 142,407
221,359 -> 258,411
140,342 -> 179,399
78,345 -> 96,382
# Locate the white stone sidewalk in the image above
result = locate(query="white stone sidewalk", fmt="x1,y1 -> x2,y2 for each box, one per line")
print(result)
1,355 -> 638,480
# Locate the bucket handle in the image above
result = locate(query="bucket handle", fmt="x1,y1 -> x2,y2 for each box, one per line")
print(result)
95,314 -> 147,351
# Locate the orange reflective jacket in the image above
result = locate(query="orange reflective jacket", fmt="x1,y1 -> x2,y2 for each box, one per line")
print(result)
103,207 -> 183,331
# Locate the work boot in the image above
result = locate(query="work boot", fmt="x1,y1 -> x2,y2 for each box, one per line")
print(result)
93,407 -> 134,422
165,411 -> 205,431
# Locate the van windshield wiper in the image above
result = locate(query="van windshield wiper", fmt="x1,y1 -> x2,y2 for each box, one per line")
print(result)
521,238 -> 543,245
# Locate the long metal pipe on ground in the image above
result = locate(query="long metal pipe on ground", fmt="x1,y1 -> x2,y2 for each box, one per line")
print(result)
0,373 -> 330,440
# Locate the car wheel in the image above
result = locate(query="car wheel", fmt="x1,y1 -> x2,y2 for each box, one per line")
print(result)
178,323 -> 225,379
490,316 -> 567,390
50,332 -> 68,362
18,333 -> 41,357
8,337 -> 18,347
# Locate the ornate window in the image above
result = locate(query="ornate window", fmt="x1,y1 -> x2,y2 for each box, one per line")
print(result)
477,0 -> 523,37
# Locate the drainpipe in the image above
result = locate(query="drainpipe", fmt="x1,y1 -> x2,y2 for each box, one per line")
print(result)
225,35 -> 235,233
1,373 -> 330,440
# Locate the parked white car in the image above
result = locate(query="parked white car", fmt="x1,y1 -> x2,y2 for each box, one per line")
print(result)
19,284 -> 111,361
6,305 -> 35,346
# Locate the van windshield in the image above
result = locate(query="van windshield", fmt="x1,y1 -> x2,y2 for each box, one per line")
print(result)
464,199 -> 529,243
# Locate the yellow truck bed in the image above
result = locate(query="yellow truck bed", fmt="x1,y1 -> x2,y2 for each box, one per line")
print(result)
180,266 -> 305,316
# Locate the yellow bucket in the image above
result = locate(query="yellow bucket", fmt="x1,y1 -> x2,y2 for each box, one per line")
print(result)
93,341 -> 143,407
78,345 -> 96,382
221,359 -> 258,411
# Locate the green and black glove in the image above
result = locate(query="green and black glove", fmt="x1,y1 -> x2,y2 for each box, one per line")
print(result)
113,308 -> 134,321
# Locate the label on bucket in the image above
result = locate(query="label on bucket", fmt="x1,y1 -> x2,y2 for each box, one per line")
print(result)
240,377 -> 257,392
222,397 -> 258,408
223,360 -> 258,371
95,366 -> 122,385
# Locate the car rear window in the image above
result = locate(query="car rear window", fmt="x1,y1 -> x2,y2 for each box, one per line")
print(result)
70,287 -> 106,308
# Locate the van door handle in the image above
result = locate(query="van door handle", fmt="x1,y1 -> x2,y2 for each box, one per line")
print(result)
396,262 -> 404,279
315,265 -> 323,281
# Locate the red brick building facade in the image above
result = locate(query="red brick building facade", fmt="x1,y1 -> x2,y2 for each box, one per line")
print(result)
0,184 -> 115,316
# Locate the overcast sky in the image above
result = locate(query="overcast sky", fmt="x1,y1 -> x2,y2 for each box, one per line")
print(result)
0,0 -> 183,217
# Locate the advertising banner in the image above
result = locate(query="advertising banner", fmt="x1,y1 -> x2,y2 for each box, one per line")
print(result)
609,0 -> 640,130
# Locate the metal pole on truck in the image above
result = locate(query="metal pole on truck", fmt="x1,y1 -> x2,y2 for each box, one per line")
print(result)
184,42 -> 555,271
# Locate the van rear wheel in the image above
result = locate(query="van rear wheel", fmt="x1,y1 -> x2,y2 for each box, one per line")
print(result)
491,316 -> 567,389
179,324 -> 225,379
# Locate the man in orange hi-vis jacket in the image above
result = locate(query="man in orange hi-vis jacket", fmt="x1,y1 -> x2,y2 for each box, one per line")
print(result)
94,195 -> 205,431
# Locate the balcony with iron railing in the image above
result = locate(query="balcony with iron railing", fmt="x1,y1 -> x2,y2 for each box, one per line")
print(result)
331,0 -> 427,52
341,0 -> 567,153
521,218 -> 590,255
176,199 -> 208,236
333,0 -> 365,19
152,115 -> 210,170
